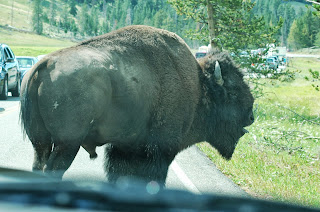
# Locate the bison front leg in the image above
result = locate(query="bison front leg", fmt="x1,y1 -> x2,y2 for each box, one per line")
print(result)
43,143 -> 80,179
104,144 -> 174,187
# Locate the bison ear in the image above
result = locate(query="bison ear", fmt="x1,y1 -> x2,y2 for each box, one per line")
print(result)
214,61 -> 224,86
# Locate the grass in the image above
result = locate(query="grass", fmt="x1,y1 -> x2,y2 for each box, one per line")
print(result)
0,0 -> 33,30
0,27 -> 76,56
197,57 -> 320,209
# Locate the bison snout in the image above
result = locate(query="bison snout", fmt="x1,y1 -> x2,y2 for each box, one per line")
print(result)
249,111 -> 254,124
244,111 -> 254,127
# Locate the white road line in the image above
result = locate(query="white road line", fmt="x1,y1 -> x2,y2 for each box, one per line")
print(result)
171,160 -> 201,194
0,105 -> 19,117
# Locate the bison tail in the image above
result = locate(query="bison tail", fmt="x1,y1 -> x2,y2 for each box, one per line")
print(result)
19,80 -> 31,141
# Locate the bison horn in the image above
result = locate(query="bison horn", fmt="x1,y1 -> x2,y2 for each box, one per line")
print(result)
214,61 -> 224,86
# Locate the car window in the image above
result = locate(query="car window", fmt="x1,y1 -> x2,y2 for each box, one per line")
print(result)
8,47 -> 15,59
17,58 -> 34,68
4,48 -> 12,60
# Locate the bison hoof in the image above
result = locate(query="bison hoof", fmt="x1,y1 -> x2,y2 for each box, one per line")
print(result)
90,153 -> 98,159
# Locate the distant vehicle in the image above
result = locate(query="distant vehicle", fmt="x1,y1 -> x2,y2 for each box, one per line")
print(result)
195,45 -> 209,59
195,52 -> 207,59
269,56 -> 280,67
266,57 -> 278,70
36,54 -> 46,61
270,46 -> 287,61
16,56 -> 38,80
198,45 -> 209,52
0,43 -> 21,100
251,49 -> 259,56
239,51 -> 249,57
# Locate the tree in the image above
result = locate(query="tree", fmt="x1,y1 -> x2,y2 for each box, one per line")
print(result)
78,3 -> 89,36
307,0 -> 320,17
32,0 -> 43,35
279,4 -> 296,46
61,4 -> 71,33
287,19 -> 305,50
167,0 -> 282,52
287,9 -> 320,50
69,0 -> 78,16
90,7 -> 100,35
315,31 -> 320,46
49,0 -> 57,28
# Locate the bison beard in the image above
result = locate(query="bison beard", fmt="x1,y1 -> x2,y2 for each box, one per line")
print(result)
20,25 -> 254,186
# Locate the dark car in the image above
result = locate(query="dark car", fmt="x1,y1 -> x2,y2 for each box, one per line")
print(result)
195,52 -> 207,59
0,44 -> 21,100
16,56 -> 38,80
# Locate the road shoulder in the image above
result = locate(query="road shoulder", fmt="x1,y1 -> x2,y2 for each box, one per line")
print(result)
168,145 -> 249,197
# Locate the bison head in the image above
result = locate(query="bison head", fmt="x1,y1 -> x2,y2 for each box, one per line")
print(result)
198,52 -> 254,160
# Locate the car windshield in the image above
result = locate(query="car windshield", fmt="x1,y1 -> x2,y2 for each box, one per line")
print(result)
17,58 -> 34,68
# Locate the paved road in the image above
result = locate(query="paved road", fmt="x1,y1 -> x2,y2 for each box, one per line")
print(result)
287,53 -> 320,58
0,95 -> 247,197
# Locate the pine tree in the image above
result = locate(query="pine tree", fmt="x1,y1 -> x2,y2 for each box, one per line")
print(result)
315,32 -> 320,46
32,0 -> 43,35
69,0 -> 78,16
79,3 -> 89,36
168,0 -> 281,51
288,19 -> 307,50
61,4 -> 70,33
90,7 -> 100,35
49,0 -> 57,28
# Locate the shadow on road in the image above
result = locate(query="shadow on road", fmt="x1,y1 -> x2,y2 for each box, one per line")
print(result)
0,97 -> 20,102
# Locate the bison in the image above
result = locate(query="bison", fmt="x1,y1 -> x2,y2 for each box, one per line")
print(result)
20,25 -> 254,185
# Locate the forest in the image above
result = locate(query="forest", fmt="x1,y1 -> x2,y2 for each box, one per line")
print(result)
29,0 -> 320,50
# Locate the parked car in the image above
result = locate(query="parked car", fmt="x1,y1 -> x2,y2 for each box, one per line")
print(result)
0,43 -> 21,100
269,56 -> 280,67
266,57 -> 278,70
195,52 -> 207,59
36,54 -> 46,61
16,56 -> 38,80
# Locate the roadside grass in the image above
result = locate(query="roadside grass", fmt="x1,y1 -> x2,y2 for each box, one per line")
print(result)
11,46 -> 66,57
197,57 -> 320,209
0,27 -> 76,56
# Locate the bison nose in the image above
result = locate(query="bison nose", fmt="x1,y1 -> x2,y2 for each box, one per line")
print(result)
249,112 -> 254,124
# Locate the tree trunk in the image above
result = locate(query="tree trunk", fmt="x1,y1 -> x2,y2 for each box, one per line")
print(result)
206,0 -> 219,51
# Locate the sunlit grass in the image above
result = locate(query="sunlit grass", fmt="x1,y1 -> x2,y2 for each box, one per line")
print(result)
0,28 -> 76,47
0,27 -> 76,56
0,0 -> 31,30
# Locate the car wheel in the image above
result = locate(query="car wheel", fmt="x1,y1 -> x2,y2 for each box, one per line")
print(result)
0,77 -> 8,100
11,78 -> 21,97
